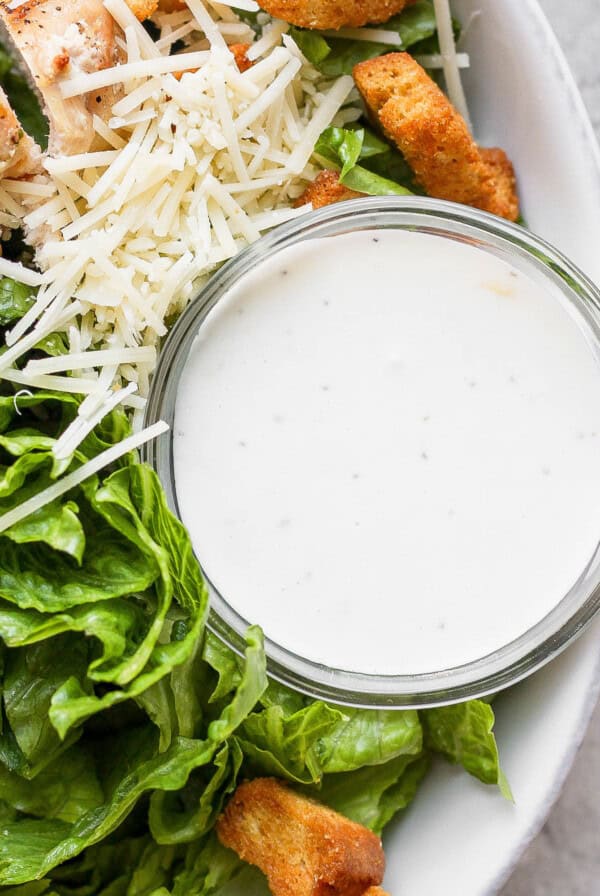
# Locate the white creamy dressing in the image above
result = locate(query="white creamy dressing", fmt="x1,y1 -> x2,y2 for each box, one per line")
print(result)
174,230 -> 600,675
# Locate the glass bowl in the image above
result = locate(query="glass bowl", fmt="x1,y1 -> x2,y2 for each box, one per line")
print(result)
144,197 -> 600,708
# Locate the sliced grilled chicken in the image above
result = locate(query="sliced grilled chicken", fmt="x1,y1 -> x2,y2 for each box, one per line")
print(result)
0,84 -> 41,176
0,0 -> 123,157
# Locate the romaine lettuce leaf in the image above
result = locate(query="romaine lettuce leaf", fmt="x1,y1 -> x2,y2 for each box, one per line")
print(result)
0,883 -> 55,896
34,832 -> 154,896
149,740 -> 244,845
202,632 -> 243,703
2,635 -> 88,774
0,523 -> 157,613
47,590 -> 205,741
288,28 -> 331,65
0,390 -> 210,742
314,126 -> 416,196
236,701 -> 345,783
170,834 -> 261,896
0,41 -> 48,148
0,389 -> 77,435
291,0 -> 437,76
316,707 -> 422,773
340,164 -> 413,196
0,630 -> 266,884
314,753 -> 430,834
0,743 -> 103,823
0,277 -> 35,326
0,499 -> 85,561
422,701 -> 512,799
386,0 -> 438,46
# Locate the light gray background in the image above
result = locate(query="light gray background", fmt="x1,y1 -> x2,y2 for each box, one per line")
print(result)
500,2 -> 600,893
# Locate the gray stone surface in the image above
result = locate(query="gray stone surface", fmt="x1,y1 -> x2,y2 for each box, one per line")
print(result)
537,0 -> 600,134
500,702 -> 600,895
500,2 -> 600,893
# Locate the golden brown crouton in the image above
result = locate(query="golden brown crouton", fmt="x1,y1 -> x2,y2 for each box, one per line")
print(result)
126,0 -> 159,19
157,0 -> 186,10
229,43 -> 253,73
363,889 -> 391,896
478,147 -> 519,223
256,0 -> 413,31
353,53 -> 519,221
294,170 -> 365,209
216,778 -> 386,896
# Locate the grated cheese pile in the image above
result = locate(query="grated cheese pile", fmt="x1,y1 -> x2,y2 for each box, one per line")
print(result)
0,0 -> 354,441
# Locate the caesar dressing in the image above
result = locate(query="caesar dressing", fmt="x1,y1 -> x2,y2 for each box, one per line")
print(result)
173,229 -> 600,675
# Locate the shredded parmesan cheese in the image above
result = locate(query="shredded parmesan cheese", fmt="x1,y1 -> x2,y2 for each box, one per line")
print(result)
24,347 -> 157,376
0,421 -> 169,534
321,27 -> 402,46
432,0 -> 472,130
53,382 -> 138,460
0,0 -> 355,458
0,258 -> 43,287
416,52 -> 470,70
1,367 -> 105,394
59,52 -> 211,97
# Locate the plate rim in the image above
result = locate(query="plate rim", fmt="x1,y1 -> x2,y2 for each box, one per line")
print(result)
488,648 -> 600,895
483,0 -> 600,891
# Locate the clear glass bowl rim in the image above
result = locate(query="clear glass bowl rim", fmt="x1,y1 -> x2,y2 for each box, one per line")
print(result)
143,196 -> 600,708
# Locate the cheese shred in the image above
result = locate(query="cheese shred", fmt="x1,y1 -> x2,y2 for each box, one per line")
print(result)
0,0 -> 352,456
0,421 -> 169,534
432,0 -> 472,130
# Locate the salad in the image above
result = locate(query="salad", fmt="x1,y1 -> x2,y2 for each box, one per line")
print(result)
0,0 -> 514,892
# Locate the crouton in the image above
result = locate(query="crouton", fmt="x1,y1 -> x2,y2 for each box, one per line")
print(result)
256,0 -> 413,31
353,53 -> 519,221
294,170 -> 365,209
363,889 -> 391,896
478,147 -> 519,223
216,778 -> 386,896
229,43 -> 253,73
126,0 -> 159,19
157,0 -> 186,10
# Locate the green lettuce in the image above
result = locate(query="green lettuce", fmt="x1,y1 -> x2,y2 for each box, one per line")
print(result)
0,41 -> 48,148
0,278 -> 36,326
0,629 -> 265,884
2,635 -> 89,776
236,701 -> 345,783
290,0 -> 437,76
170,835 -> 267,896
0,383 -> 211,745
314,126 -> 416,196
0,292 -> 507,892
315,753 -> 430,834
0,743 -> 103,823
422,702 -> 513,800
316,707 -> 422,773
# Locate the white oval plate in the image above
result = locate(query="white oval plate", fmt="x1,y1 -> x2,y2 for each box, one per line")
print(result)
384,1 -> 600,893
